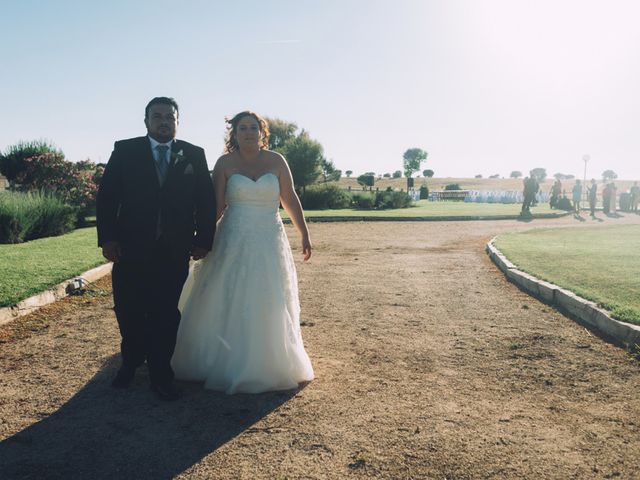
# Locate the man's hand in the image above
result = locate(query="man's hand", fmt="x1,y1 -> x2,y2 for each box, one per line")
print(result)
190,245 -> 209,261
102,241 -> 121,263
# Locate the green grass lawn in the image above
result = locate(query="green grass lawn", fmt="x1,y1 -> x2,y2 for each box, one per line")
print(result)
0,227 -> 106,307
494,225 -> 640,325
286,200 -> 555,218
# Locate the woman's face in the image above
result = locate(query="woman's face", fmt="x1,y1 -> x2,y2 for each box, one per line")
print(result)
235,115 -> 261,149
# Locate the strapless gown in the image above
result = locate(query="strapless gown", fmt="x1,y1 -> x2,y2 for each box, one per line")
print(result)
171,173 -> 314,394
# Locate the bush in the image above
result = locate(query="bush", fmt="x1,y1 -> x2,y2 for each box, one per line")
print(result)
352,193 -> 376,209
444,183 -> 462,190
0,191 -> 76,243
419,184 -> 429,199
14,153 -> 101,223
375,190 -> 413,209
0,139 -> 62,183
302,183 -> 351,209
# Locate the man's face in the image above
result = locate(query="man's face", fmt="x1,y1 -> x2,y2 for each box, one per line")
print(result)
145,103 -> 178,143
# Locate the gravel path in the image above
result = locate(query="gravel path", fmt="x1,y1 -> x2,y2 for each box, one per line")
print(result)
1,214 -> 640,479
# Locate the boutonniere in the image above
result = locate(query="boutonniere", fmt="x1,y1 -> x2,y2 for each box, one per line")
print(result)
171,149 -> 187,164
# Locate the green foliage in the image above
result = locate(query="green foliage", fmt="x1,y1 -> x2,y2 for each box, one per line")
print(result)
265,117 -> 298,151
602,169 -> 618,181
402,148 -> 428,178
423,169 -> 434,177
345,170 -> 353,177
375,190 -> 413,209
351,190 -> 413,210
392,170 -> 402,178
419,184 -> 429,199
0,139 -> 63,183
0,191 -> 76,243
14,153 -> 102,222
301,183 -> 351,209
383,173 -> 391,178
264,117 -> 323,192
357,174 -> 375,188
351,193 -> 376,209
320,158 -> 341,182
444,183 -> 461,190
510,171 -> 522,178
281,132 -> 323,192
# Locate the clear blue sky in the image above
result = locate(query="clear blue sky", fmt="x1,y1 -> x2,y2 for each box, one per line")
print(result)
2,0 -> 639,180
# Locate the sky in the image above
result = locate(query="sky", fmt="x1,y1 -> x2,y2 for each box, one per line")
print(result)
1,0 -> 639,179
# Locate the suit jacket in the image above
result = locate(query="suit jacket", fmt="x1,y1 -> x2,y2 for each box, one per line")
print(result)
96,136 -> 216,261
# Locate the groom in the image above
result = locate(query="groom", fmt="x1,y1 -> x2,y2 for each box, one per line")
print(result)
97,97 -> 216,400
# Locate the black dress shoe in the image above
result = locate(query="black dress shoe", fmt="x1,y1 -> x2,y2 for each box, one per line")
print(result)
111,368 -> 135,389
150,383 -> 182,401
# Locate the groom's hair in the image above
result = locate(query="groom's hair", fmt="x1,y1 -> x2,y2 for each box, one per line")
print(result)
145,97 -> 179,119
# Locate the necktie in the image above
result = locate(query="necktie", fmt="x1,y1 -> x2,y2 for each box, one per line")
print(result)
156,145 -> 170,183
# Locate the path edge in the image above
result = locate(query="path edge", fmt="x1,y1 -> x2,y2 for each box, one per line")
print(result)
0,262 -> 113,327
486,237 -> 640,349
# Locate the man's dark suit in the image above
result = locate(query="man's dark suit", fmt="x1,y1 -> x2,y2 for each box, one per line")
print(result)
97,136 -> 216,387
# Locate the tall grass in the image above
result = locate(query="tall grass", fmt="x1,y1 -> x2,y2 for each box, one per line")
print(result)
0,190 -> 76,243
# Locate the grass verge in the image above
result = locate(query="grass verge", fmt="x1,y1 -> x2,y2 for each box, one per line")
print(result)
0,227 -> 105,307
494,225 -> 640,325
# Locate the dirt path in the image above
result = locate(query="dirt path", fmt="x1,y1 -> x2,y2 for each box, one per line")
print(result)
1,215 -> 640,479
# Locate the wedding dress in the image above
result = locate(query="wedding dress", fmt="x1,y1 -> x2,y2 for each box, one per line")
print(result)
171,173 -> 314,394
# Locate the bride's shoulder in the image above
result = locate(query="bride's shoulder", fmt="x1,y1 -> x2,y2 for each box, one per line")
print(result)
213,153 -> 235,177
262,149 -> 286,165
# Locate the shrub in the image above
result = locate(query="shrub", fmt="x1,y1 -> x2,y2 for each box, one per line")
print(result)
419,184 -> 429,199
352,193 -> 376,209
15,153 -> 100,223
0,191 -> 76,243
302,183 -> 351,209
444,183 -> 462,190
0,139 -> 62,183
375,190 -> 413,209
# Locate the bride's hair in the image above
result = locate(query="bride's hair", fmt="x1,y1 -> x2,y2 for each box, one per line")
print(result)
224,111 -> 270,153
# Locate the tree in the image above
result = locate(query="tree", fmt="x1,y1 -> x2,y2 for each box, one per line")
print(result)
357,174 -> 375,189
423,169 -> 434,177
475,174 -> 483,178
264,117 -> 324,194
383,173 -> 391,178
320,158 -> 341,182
281,131 -> 323,194
345,170 -> 353,177
510,171 -> 522,178
602,170 -> 618,181
402,148 -> 428,190
530,168 -> 547,182
489,174 -> 500,179
265,117 -> 297,151
554,173 -> 566,180
392,170 -> 402,178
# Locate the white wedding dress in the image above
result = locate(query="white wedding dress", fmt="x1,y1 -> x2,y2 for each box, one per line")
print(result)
171,173 -> 314,394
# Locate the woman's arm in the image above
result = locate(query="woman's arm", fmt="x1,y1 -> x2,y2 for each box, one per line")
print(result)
276,153 -> 312,261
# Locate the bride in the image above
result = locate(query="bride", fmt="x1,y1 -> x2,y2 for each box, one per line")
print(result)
171,111 -> 314,394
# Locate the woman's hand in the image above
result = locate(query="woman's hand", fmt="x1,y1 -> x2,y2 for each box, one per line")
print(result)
302,236 -> 312,261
